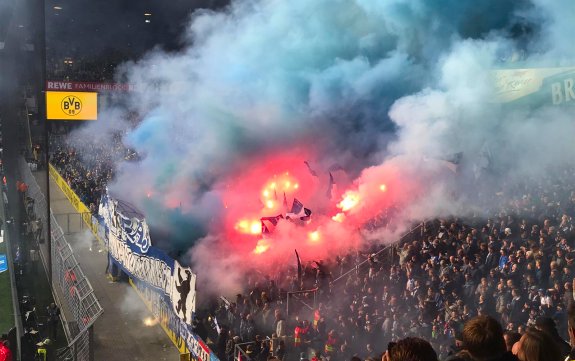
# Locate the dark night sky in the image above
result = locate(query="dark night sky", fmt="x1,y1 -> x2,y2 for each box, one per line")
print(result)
46,0 -> 229,59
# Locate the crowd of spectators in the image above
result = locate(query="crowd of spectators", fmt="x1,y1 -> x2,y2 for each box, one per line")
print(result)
47,125 -> 575,361
49,133 -> 134,213
46,51 -> 128,83
207,168 -> 575,361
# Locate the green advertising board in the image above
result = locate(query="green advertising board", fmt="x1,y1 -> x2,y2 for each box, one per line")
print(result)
493,67 -> 575,107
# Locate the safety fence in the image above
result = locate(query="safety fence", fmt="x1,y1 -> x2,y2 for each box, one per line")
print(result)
286,288 -> 318,318
331,220 -> 436,286
19,157 -> 103,361
47,164 -> 107,249
52,212 -> 86,235
234,337 -> 273,361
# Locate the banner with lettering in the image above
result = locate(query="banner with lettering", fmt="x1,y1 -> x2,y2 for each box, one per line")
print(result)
493,67 -> 575,106
46,81 -> 136,92
99,194 -> 220,360
99,194 -> 197,324
46,80 -> 188,94
49,165 -> 216,359
131,278 -> 218,361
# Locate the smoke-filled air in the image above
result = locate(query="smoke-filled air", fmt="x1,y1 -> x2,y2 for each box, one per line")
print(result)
71,0 -> 575,296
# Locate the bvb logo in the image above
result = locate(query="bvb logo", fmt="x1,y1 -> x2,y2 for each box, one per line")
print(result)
61,95 -> 82,116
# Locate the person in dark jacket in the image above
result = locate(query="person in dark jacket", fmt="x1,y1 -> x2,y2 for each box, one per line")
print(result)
534,317 -> 570,358
566,302 -> 575,361
384,337 -> 438,361
216,327 -> 229,361
274,339 -> 286,361
511,328 -> 561,361
446,316 -> 517,361
240,314 -> 256,342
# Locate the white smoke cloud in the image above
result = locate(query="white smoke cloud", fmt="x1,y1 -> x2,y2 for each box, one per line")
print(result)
67,0 -> 575,296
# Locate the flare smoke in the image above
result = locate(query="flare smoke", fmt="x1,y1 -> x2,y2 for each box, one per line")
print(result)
71,0 -> 575,295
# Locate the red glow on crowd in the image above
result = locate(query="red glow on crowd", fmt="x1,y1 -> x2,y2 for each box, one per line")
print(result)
219,150 -> 320,248
213,152 -> 434,262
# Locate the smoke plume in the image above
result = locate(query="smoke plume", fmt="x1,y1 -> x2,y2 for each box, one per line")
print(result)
71,0 -> 575,296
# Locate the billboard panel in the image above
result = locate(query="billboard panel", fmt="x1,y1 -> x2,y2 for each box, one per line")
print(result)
46,81 -> 135,92
46,91 -> 98,120
493,67 -> 575,106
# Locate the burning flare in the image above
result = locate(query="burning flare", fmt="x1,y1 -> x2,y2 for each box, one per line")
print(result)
337,191 -> 360,212
308,231 -> 320,242
253,239 -> 271,254
332,213 -> 346,223
260,173 -> 300,202
143,316 -> 159,327
235,219 -> 262,235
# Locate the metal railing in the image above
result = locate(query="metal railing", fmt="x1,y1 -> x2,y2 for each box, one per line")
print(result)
234,337 -> 273,361
331,221 -> 429,286
286,288 -> 318,318
55,325 -> 93,361
19,157 -> 103,361
51,213 -> 102,336
53,212 -> 87,235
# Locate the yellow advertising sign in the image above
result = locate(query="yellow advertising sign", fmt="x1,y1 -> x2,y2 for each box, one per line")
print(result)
46,91 -> 98,120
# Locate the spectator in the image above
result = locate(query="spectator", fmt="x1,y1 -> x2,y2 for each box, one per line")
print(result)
455,315 -> 511,361
226,335 -> 240,361
533,317 -> 570,357
511,328 -> 561,361
503,331 -> 521,353
46,303 -> 61,340
275,339 -> 286,361
0,334 -> 12,361
323,329 -> 338,358
565,304 -> 575,361
240,314 -> 256,342
384,337 -> 437,361
274,310 -> 286,339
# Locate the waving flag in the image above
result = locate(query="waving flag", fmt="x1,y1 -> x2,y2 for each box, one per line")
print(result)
295,249 -> 303,285
286,198 -> 312,221
261,214 -> 284,234
304,161 -> 318,177
326,172 -> 335,199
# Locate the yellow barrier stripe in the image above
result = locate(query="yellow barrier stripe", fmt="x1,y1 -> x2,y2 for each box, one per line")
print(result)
129,278 -> 190,354
48,164 -> 107,249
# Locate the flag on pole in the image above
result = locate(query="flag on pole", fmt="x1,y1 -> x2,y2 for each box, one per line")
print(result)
295,249 -> 303,286
326,172 -> 335,199
286,198 -> 312,221
304,161 -> 318,177
261,215 -> 284,234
